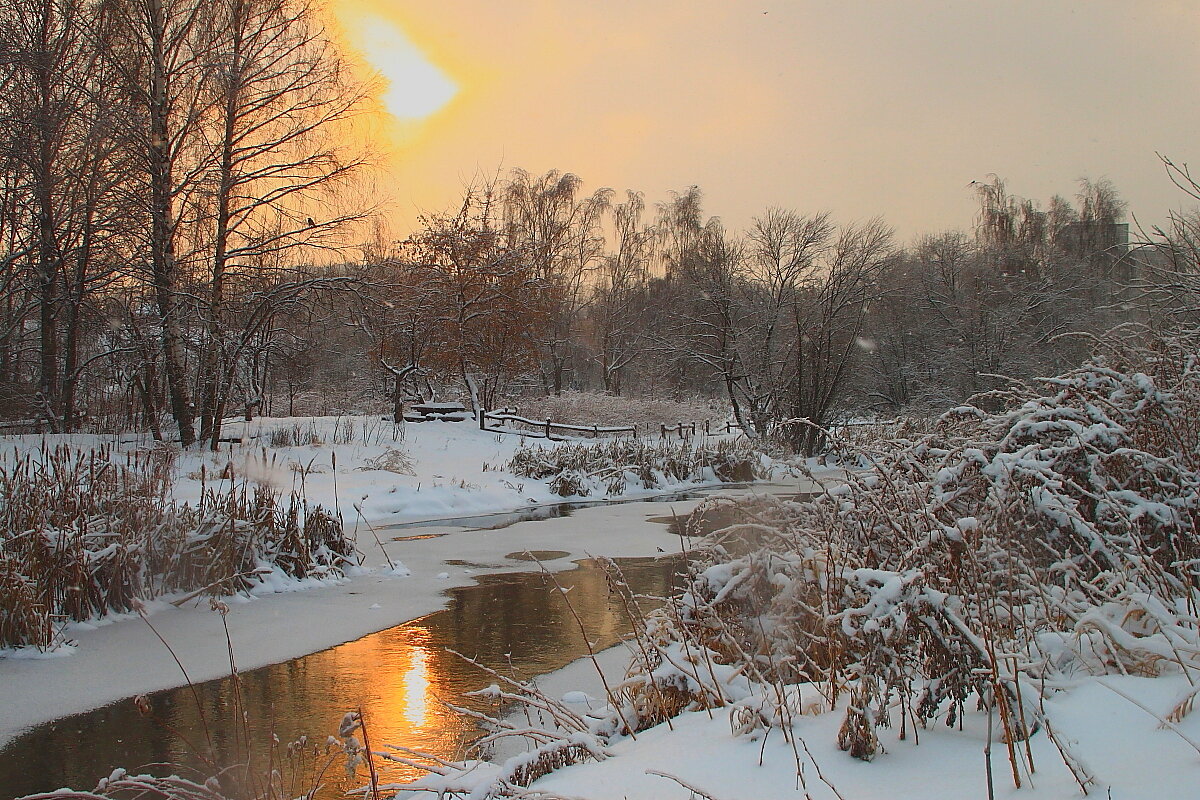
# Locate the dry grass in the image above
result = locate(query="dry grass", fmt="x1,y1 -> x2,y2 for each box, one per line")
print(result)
506,437 -> 771,497
0,442 -> 358,650
267,421 -> 323,447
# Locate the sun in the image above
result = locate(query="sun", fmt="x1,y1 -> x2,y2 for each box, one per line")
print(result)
339,10 -> 458,122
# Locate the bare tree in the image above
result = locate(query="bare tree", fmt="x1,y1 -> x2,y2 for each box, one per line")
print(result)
501,168 -> 610,395
405,185 -> 549,411
0,0 -> 136,429
589,190 -> 655,394
194,0 -> 370,447
352,254 -> 441,422
777,219 -> 892,454
738,209 -> 835,433
98,0 -> 218,445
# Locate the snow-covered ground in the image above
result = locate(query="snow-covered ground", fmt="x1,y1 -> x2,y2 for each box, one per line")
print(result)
430,645 -> 1200,799
4,415 -> 763,525
0,417 -> 815,750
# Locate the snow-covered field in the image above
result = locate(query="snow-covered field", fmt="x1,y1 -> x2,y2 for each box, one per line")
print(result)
4,414 -> 762,525
0,417 -> 804,751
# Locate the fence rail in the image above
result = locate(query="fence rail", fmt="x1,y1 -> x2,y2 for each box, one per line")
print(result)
482,410 -> 637,440
481,410 -> 746,441
0,414 -> 88,434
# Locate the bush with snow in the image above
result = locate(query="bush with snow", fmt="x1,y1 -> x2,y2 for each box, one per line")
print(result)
627,330 -> 1200,775
507,437 -> 771,497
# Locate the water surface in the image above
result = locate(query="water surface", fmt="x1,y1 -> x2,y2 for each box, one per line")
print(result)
0,556 -> 680,798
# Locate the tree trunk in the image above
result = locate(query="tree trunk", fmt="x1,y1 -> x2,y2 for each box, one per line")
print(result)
148,0 -> 194,446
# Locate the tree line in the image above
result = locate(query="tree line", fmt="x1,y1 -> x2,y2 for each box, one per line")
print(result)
0,0 -> 1185,452
343,171 -> 1156,454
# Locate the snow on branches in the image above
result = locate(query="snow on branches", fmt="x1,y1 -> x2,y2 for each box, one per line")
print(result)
635,329 -> 1200,777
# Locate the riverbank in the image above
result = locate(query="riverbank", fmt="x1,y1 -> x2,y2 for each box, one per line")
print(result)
487,647 -> 1200,800
0,415 -> 773,531
0,474 -> 826,751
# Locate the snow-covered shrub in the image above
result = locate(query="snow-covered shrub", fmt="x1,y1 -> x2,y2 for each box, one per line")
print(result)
0,443 -> 358,649
357,446 -> 415,475
174,485 -> 354,595
548,469 -> 590,497
626,330 -> 1200,774
507,437 -> 771,496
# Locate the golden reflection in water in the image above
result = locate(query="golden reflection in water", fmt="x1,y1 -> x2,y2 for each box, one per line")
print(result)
403,639 -> 430,728
0,557 -> 683,799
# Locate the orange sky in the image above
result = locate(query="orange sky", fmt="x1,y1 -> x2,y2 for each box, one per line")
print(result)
325,0 -> 1200,243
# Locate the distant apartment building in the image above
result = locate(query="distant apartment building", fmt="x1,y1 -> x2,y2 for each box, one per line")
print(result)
1056,220 -> 1133,282
1057,220 -> 1130,257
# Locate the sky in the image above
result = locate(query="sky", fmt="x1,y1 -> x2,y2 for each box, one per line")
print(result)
324,0 -> 1200,244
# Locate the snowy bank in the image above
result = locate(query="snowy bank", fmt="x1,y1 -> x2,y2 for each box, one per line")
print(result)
385,333 -> 1200,800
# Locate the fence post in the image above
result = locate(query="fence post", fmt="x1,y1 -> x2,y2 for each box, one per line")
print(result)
545,418 -> 552,439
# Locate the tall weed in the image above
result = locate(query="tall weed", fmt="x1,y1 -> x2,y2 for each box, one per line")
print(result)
0,443 -> 357,650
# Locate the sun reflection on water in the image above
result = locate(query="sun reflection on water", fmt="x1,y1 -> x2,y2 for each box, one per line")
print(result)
0,558 -> 683,799
402,639 -> 430,728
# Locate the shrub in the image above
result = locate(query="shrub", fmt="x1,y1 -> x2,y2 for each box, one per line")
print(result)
358,446 -> 415,475
0,443 -> 358,650
624,329 -> 1200,781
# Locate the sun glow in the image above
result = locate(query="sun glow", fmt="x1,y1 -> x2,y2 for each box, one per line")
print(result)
346,13 -> 457,121
321,0 -> 461,130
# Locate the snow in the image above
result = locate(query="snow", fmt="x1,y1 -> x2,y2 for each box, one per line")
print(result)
0,416 -> 821,752
0,416 -> 702,529
422,647 -> 1200,800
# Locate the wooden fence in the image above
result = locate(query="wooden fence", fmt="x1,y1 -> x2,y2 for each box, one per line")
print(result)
482,411 -> 745,441
0,414 -> 88,434
482,410 -> 637,440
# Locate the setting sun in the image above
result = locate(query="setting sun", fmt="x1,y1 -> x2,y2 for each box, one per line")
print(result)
344,12 -> 457,122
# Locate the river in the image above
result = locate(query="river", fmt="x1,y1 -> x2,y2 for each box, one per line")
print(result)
0,551 -> 680,797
